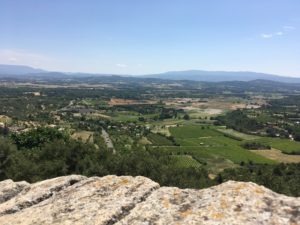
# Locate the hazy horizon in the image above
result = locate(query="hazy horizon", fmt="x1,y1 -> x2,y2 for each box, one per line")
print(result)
1,1 -> 300,76
2,63 -> 300,78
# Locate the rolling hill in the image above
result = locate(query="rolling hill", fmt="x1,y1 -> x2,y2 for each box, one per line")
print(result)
0,64 -> 46,75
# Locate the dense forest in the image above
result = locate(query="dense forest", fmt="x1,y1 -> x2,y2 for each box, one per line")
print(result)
215,110 -> 262,133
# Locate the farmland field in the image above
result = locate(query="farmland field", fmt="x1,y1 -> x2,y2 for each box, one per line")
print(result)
169,125 -> 221,139
213,127 -> 300,154
170,155 -> 202,168
250,137 -> 300,154
151,125 -> 277,173
169,126 -> 276,163
110,112 -> 140,122
216,128 -> 258,140
147,133 -> 174,146
250,149 -> 300,163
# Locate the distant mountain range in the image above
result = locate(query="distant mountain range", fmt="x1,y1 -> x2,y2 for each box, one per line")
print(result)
0,64 -> 46,75
1,64 -> 300,83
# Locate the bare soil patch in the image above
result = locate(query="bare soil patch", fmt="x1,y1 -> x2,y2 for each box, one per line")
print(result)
109,98 -> 156,106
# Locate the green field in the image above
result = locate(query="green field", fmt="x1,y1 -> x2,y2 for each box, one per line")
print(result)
111,114 -> 139,122
150,125 -> 277,172
215,127 -> 300,154
170,125 -> 221,138
170,155 -> 202,168
152,146 -> 237,173
250,137 -> 300,154
216,128 -> 258,140
147,133 -> 174,146
111,112 -> 159,122
170,125 -> 276,164
158,145 -> 275,164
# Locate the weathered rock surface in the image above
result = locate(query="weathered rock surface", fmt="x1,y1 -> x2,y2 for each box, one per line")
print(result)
0,175 -> 299,225
0,179 -> 29,204
118,181 -> 300,225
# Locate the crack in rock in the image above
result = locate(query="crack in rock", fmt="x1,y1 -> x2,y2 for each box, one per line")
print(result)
104,185 -> 159,225
0,175 -> 85,216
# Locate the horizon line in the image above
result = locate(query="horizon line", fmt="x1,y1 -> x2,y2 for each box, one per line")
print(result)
0,63 -> 299,78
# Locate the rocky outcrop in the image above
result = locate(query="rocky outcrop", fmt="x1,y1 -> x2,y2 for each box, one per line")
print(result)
0,175 -> 299,225
0,179 -> 29,204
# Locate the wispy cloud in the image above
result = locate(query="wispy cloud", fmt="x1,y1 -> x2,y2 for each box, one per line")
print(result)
261,25 -> 296,39
283,25 -> 296,30
261,33 -> 274,39
261,31 -> 284,39
116,63 -> 127,68
260,25 -> 296,39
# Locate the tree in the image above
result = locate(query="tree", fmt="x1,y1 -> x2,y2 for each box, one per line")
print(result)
183,114 -> 190,120
217,174 -> 223,184
0,138 -> 17,180
0,126 -> 9,136
10,127 -> 69,149
294,134 -> 300,142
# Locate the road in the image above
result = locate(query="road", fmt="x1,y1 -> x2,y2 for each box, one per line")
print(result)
54,100 -> 75,113
101,129 -> 116,154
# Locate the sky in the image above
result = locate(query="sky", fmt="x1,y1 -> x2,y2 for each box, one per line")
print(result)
0,0 -> 300,76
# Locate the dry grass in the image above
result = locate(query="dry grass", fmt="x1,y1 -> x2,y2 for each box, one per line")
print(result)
87,113 -> 111,119
0,115 -> 12,124
71,131 -> 94,143
139,137 -> 152,145
250,148 -> 300,163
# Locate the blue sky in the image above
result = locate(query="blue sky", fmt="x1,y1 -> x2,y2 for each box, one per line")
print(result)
0,0 -> 300,76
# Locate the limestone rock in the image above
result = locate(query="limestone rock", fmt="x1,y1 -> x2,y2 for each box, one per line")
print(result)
0,175 -> 85,216
118,181 -> 300,225
0,175 -> 159,225
0,176 -> 299,225
0,179 -> 29,204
